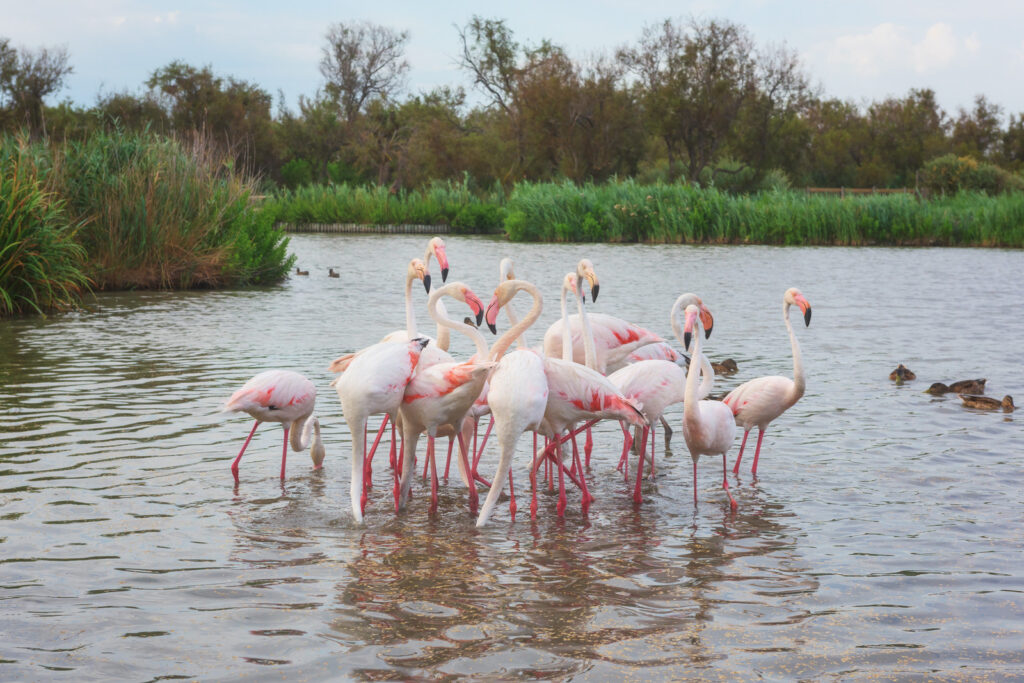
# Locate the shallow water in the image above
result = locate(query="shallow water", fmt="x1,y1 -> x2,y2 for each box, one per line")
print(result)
2,235 -> 1023,680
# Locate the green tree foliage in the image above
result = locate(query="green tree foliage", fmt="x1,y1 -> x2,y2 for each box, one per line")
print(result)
0,39 -> 73,138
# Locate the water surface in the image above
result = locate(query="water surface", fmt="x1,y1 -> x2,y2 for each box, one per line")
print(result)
2,235 -> 1022,680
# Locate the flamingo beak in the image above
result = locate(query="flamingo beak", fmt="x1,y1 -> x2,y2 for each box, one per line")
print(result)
422,272 -> 431,293
700,305 -> 714,339
485,294 -> 500,334
465,289 -> 485,327
795,294 -> 812,326
435,245 -> 449,282
584,270 -> 600,302
683,310 -> 697,351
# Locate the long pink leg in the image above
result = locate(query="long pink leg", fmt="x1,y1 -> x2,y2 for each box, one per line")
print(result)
365,414 -> 389,464
692,457 -> 698,504
442,437 -> 455,482
732,430 -> 750,474
231,421 -> 260,481
280,427 -> 289,480
570,435 -> 592,513
616,422 -> 629,473
473,417 -> 494,473
429,440 -> 439,515
389,419 -> 397,471
649,424 -> 656,479
584,425 -> 594,467
555,442 -> 567,516
530,433 -> 539,520
750,430 -> 767,476
722,453 -> 737,509
570,432 -> 581,477
456,432 -> 478,514
508,469 -> 517,519
365,417 -> 390,486
633,426 -> 649,503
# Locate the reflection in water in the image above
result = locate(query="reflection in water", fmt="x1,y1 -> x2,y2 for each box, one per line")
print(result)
2,236 -> 1023,679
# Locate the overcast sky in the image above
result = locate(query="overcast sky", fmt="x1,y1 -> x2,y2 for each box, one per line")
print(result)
3,0 -> 1023,118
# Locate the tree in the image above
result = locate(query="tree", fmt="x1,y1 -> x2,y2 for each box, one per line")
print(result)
0,39 -> 73,138
320,21 -> 409,123
952,95 -> 1003,159
866,88 -> 949,186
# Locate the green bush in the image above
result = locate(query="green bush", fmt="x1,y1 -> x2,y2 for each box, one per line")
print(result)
0,143 -> 88,316
451,203 -> 505,233
280,158 -> 313,189
921,154 -> 1024,196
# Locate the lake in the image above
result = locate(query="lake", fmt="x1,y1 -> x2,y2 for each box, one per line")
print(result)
1,234 -> 1022,680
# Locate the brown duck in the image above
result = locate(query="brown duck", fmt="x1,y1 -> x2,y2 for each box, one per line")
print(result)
958,394 -> 1014,412
889,364 -> 916,382
712,358 -> 738,375
926,379 -> 986,395
295,267 -> 309,276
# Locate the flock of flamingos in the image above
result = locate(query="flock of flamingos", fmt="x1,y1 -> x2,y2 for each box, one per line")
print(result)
223,237 -> 812,527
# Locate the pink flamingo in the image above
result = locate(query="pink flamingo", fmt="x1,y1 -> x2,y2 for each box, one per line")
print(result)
223,370 -> 326,482
724,288 -> 812,477
680,304 -> 738,508
397,282 -> 491,514
334,337 -> 431,523
475,278 -> 549,526
607,294 -> 715,500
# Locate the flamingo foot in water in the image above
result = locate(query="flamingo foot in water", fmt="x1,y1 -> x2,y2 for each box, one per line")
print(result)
722,454 -> 737,510
231,421 -> 260,482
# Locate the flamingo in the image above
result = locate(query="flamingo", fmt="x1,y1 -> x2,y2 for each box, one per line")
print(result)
680,305 -> 738,508
223,370 -> 325,482
334,337 -> 431,522
542,260 -> 663,374
723,288 -> 812,477
397,282 -> 491,514
475,278 -> 550,526
607,294 -> 715,500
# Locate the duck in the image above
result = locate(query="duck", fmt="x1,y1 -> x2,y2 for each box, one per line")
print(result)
889,364 -> 916,382
958,394 -> 1014,412
925,379 -> 986,395
328,268 -> 340,278
295,267 -> 309,276
711,358 -> 738,375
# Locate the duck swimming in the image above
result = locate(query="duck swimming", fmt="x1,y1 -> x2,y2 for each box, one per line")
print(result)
328,268 -> 340,278
889,364 -> 916,382
958,394 -> 1014,412
295,267 -> 309,276
711,358 -> 738,375
925,379 -> 986,395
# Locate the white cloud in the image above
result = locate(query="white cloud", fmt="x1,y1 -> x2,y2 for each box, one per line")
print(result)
827,22 -> 904,77
825,22 -> 981,76
912,23 -> 956,72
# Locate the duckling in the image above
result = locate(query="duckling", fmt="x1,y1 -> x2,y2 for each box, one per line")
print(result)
925,379 -> 986,395
711,358 -> 738,375
889,364 -> 916,382
958,394 -> 1014,412
295,267 -> 309,276
328,268 -> 340,278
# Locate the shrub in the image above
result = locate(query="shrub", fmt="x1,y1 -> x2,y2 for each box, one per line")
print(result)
280,158 -> 313,189
921,154 -> 1024,195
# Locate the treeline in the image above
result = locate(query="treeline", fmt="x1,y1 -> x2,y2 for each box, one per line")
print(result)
3,16 -> 1024,193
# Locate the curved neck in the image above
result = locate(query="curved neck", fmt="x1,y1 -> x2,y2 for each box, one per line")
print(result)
429,287 -> 489,359
559,280 -> 574,362
491,281 -> 543,362
696,352 -> 714,400
575,275 -> 598,370
785,301 -> 806,401
404,271 -> 418,337
506,298 -> 526,349
434,294 -> 451,351
290,414 -> 321,451
683,327 -> 703,427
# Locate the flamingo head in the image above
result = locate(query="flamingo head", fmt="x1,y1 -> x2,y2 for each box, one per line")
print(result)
427,237 -> 449,282
675,293 -> 714,339
562,272 -> 579,300
408,258 -> 431,293
485,280 -> 519,334
682,304 -> 701,351
576,258 -> 599,302
785,287 -> 812,326
450,282 -> 486,326
499,257 -> 516,281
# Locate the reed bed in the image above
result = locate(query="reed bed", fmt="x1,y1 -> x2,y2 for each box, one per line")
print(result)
0,143 -> 88,316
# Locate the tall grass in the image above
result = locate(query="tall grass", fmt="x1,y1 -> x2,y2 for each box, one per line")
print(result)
267,178 -> 506,234
0,142 -> 88,316
503,180 -> 1024,247
47,131 -> 293,289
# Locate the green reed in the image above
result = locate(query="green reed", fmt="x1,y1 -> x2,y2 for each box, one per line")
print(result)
0,142 -> 88,316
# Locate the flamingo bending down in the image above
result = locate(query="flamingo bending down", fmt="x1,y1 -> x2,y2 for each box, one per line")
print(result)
223,370 -> 325,481
680,305 -> 738,508
723,288 -> 812,477
334,337 -> 431,522
475,278 -> 549,527
397,282 -> 491,514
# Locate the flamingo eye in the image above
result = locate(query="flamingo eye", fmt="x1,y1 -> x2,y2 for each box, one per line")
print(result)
268,404 -> 278,410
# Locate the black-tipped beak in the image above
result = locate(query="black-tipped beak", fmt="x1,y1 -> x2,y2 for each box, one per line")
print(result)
705,327 -> 712,339
591,283 -> 599,303
441,267 -> 449,283
804,307 -> 812,327
476,308 -> 484,326
416,337 -> 430,349
423,273 -> 431,293
487,322 -> 497,334
684,331 -> 692,350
